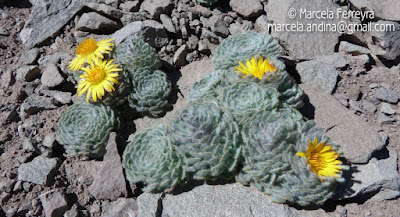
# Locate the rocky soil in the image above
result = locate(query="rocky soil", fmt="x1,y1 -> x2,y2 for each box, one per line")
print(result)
0,0 -> 400,216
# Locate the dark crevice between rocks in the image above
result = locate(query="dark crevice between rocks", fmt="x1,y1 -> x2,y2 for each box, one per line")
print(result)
0,0 -> 32,9
336,34 -> 370,52
371,146 -> 390,161
297,94 -> 315,120
377,55 -> 400,68
155,193 -> 165,217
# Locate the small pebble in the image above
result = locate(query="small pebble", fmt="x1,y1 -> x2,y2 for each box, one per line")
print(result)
380,103 -> 395,115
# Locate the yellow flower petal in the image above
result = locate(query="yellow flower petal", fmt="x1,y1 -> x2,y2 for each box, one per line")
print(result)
234,55 -> 278,80
296,137 -> 343,179
76,58 -> 121,103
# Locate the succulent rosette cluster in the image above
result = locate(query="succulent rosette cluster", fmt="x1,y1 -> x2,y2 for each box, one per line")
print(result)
60,32 -> 348,206
56,101 -> 120,159
183,32 -> 347,206
57,37 -> 171,159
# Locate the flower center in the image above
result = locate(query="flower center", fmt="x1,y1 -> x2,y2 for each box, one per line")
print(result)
308,153 -> 324,173
76,38 -> 98,56
87,66 -> 106,84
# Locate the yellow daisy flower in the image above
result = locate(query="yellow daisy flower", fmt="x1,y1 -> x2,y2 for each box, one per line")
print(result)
68,38 -> 114,71
234,55 -> 277,80
296,137 -> 342,178
77,58 -> 121,102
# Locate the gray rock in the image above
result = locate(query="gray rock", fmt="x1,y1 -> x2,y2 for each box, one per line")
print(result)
377,113 -> 396,124
20,48 -> 40,65
17,155 -> 58,185
15,65 -> 40,82
0,69 -> 14,89
137,193 -> 162,217
366,20 -> 400,60
0,192 -> 11,203
189,5 -> 212,18
198,38 -> 212,53
162,183 -> 303,217
0,27 -> 9,36
102,198 -> 138,217
346,84 -> 361,101
0,177 -> 16,193
88,132 -> 127,200
349,0 -> 400,21
160,14 -> 176,33
2,110 -> 18,124
299,83 -> 386,163
20,0 -> 100,48
64,161 -> 102,186
63,206 -> 78,217
38,52 -> 71,66
85,3 -> 124,19
349,100 -> 362,112
376,88 -> 399,104
140,0 -> 173,20
76,12 -> 120,33
369,83 -> 379,89
337,148 -> 400,201
317,53 -> 349,69
205,15 -> 229,37
41,64 -> 65,88
339,41 -> 371,55
229,0 -> 263,18
43,133 -> 56,148
200,28 -> 220,44
362,100 -> 377,113
266,0 -> 341,60
120,0 -> 140,12
173,45 -> 189,68
187,35 -> 199,51
296,60 -> 338,94
20,95 -> 56,119
229,21 -> 252,35
22,139 -> 38,152
111,20 -> 169,48
39,189 -> 69,217
380,102 -> 395,115
40,90 -> 72,105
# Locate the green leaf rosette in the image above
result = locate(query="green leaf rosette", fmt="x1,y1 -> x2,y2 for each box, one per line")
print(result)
167,101 -> 241,180
122,125 -> 185,192
128,68 -> 171,116
56,101 -> 120,159
113,37 -> 162,71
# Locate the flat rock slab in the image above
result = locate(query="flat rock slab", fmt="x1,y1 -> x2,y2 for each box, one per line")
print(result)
299,83 -> 385,164
137,192 -> 162,217
88,132 -> 127,200
160,183 -> 332,217
349,0 -> 400,22
102,198 -> 138,217
266,0 -> 341,60
336,148 -> 400,201
20,0 -> 100,48
296,60 -> 339,94
39,189 -> 69,217
17,155 -> 58,185
111,20 -> 169,48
